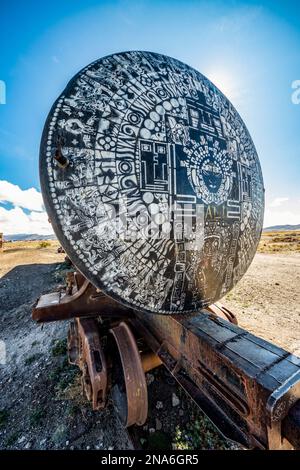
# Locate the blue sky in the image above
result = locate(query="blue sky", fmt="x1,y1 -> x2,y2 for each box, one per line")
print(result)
0,0 -> 300,233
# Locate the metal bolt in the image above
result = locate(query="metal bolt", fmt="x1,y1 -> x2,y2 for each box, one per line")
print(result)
54,146 -> 69,168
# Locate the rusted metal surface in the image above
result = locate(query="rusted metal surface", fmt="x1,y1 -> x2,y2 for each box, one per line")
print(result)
132,311 -> 300,449
32,270 -> 234,324
207,302 -> 238,325
54,133 -> 69,168
110,322 -> 148,427
266,370 -> 300,449
67,317 -> 108,410
141,351 -> 163,373
32,271 -> 133,322
282,400 -> 300,449
67,316 -> 156,427
33,275 -> 300,449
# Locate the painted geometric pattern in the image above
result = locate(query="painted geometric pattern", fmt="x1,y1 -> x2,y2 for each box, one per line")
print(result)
40,51 -> 264,314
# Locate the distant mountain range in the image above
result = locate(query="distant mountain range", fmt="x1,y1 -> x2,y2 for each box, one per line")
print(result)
263,224 -> 300,231
3,233 -> 56,241
2,224 -> 300,241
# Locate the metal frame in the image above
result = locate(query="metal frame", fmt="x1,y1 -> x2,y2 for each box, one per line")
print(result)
32,271 -> 300,449
68,317 -> 108,410
110,322 -> 148,427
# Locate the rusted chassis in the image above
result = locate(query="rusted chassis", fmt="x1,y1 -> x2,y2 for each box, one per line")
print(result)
33,272 -> 300,450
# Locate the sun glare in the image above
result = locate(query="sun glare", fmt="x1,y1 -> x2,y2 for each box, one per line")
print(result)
205,67 -> 241,104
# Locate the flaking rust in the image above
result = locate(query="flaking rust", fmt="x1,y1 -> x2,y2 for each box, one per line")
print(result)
33,270 -> 300,450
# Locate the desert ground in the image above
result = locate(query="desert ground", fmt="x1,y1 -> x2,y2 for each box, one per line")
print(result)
0,232 -> 299,450
223,231 -> 300,354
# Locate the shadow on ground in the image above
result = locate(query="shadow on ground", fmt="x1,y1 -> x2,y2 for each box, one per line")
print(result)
0,262 -> 133,450
0,261 -> 231,450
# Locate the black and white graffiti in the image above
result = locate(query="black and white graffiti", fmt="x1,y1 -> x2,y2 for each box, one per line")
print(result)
40,51 -> 264,314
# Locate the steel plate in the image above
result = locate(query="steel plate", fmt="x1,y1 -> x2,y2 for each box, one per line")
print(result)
40,51 -> 264,314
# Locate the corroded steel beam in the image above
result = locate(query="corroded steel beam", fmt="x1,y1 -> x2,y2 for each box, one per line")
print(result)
32,273 -> 133,322
132,311 -> 300,450
33,279 -> 300,449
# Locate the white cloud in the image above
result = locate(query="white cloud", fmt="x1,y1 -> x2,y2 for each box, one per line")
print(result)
213,6 -> 263,34
0,180 -> 44,211
264,208 -> 300,228
0,181 -> 53,235
269,197 -> 289,208
0,207 -> 53,235
264,194 -> 300,227
0,206 -> 53,235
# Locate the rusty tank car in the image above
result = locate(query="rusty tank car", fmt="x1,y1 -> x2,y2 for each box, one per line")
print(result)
34,51 -> 300,450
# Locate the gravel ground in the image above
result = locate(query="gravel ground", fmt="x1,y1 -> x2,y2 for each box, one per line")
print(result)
0,244 -> 133,450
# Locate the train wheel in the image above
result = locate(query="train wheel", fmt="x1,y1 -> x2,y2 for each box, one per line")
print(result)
110,322 -> 148,427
